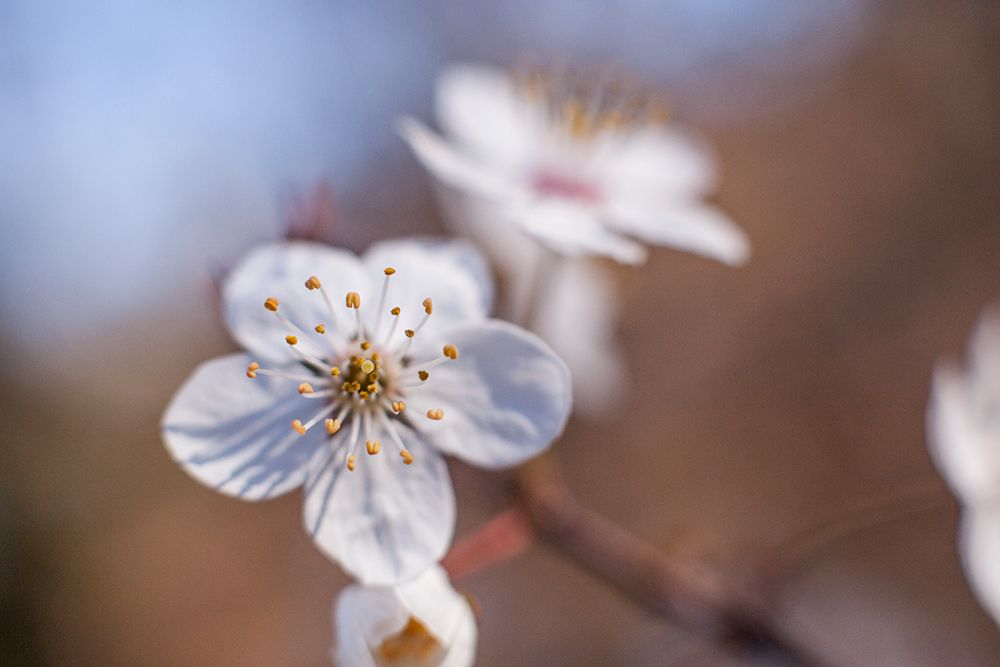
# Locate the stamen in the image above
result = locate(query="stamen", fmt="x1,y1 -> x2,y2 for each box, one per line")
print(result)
426,408 -> 444,421
344,412 -> 362,470
286,335 -> 298,346
417,370 -> 429,382
360,341 -> 371,351
400,450 -> 414,465
298,382 -> 315,395
330,367 -> 341,377
246,362 -> 260,378
346,455 -> 356,471
373,267 -> 394,338
250,367 -> 323,383
383,306 -> 402,346
264,297 -> 280,312
391,401 -> 406,414
377,411 -> 414,465
366,440 -> 381,455
422,298 -> 433,315
291,419 -> 306,435
314,324 -> 326,334
443,344 -> 459,360
325,418 -> 341,435
304,275 -> 322,290
293,402 -> 339,435
346,291 -> 365,339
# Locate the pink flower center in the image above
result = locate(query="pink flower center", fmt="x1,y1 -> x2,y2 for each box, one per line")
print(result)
532,171 -> 602,204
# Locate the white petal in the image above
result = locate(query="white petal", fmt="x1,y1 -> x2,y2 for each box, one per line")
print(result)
960,505 -> 1000,627
928,365 -> 1000,505
223,242 -> 371,362
332,584 -> 404,667
362,237 -> 493,337
603,199 -> 750,266
435,63 -> 536,170
969,304 -> 1000,400
396,116 -> 528,202
332,566 -> 477,667
517,199 -> 648,265
596,125 -> 718,198
161,354 -> 322,500
531,259 -> 626,418
304,422 -> 455,585
416,319 -> 571,469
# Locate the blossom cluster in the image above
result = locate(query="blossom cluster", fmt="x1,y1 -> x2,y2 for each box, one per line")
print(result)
162,62 -> 752,664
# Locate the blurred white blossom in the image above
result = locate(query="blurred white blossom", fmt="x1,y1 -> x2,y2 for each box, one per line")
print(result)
928,305 -> 1000,626
332,565 -> 476,667
162,239 -> 571,584
399,63 -> 750,267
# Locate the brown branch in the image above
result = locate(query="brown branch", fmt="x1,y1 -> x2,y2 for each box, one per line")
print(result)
514,457 -> 832,666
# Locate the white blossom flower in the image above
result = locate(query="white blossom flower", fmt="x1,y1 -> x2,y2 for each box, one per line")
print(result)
928,304 -> 1000,625
332,565 -> 476,667
398,62 -> 751,268
162,239 -> 571,584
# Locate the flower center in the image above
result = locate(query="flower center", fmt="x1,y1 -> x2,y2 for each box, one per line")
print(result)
375,616 -> 445,667
245,267 -> 458,472
513,62 -> 671,142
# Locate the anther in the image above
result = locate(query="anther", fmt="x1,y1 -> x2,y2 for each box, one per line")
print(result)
285,335 -> 298,346
297,382 -> 314,395
360,341 -> 371,351
345,292 -> 361,309
391,401 -> 406,414
246,362 -> 260,378
330,367 -> 341,377
315,324 -> 326,334
346,455 -> 356,472
418,370 -> 429,381
422,298 -> 433,315
405,329 -> 415,338
305,275 -> 322,290
443,344 -> 458,360
384,267 -> 396,276
426,408 -> 444,420
291,419 -> 307,435
390,307 -> 400,316
367,384 -> 378,394
360,359 -> 375,374
264,297 -> 280,312
400,449 -> 414,465
325,418 -> 341,435
366,440 -> 382,455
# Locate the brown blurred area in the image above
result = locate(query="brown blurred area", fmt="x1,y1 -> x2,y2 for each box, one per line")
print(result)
3,1 -> 1000,665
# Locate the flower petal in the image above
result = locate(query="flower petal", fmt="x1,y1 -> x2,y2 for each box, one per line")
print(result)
596,125 -> 718,198
396,116 -> 528,203
435,63 -> 536,170
531,259 -> 627,418
960,505 -> 1000,627
416,319 -> 571,469
362,237 -> 493,337
304,422 -> 455,585
161,354 -> 323,500
332,566 -> 477,667
517,199 -> 648,265
928,365 -> 1000,506
223,241 -> 372,362
603,199 -> 750,266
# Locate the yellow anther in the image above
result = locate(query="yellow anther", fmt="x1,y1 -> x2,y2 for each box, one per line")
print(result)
297,382 -> 314,395
345,292 -> 361,309
264,296 -> 280,312
245,362 -> 260,378
418,370 -> 429,382
314,323 -> 326,334
391,401 -> 406,414
443,344 -> 458,360
366,440 -> 382,455
291,419 -> 306,435
325,418 -> 341,435
346,455 -> 356,472
426,408 -> 444,421
305,275 -> 322,290
404,329 -> 415,338
358,390 -> 370,399
360,341 -> 371,351
367,384 -> 378,394
330,367 -> 341,377
384,267 -> 396,276
422,298 -> 433,314
371,353 -> 380,362
400,449 -> 414,465
390,306 -> 401,316
285,335 -> 298,346
360,359 -> 375,374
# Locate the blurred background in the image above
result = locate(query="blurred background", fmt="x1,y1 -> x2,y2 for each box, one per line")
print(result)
2,1 -> 1000,664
